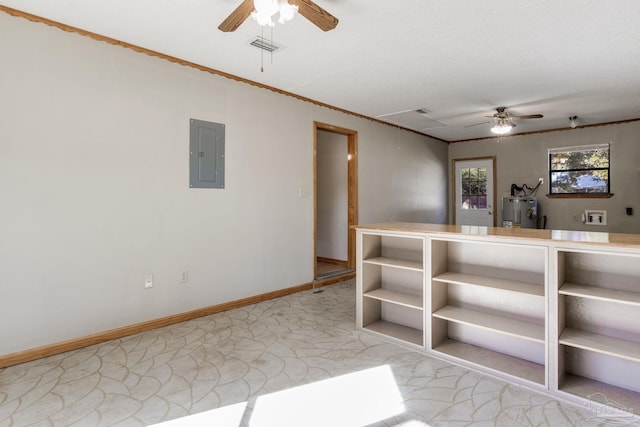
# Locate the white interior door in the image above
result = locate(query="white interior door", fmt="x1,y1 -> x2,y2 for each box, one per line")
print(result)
454,158 -> 495,226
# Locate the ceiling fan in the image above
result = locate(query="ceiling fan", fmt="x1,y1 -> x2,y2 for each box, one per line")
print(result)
218,0 -> 339,32
468,106 -> 544,135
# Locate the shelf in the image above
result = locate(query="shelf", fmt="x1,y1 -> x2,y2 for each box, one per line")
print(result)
363,288 -> 423,310
560,283 -> 640,307
363,257 -> 423,271
560,374 -> 639,417
433,339 -> 545,385
560,328 -> 640,363
433,272 -> 544,297
433,305 -> 544,343
364,320 -> 423,346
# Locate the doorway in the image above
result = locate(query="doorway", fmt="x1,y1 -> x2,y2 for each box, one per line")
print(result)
314,122 -> 358,281
452,157 -> 496,226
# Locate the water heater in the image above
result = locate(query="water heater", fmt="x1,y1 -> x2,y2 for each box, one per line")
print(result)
502,196 -> 538,229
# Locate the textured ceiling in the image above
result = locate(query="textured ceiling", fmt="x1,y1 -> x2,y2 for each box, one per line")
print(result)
2,0 -> 640,141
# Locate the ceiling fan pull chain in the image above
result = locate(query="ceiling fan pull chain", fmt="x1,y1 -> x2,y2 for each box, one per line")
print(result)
260,25 -> 264,72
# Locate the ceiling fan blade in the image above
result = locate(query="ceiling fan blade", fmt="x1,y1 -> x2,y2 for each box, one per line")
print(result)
291,0 -> 339,31
218,0 -> 254,32
511,114 -> 544,120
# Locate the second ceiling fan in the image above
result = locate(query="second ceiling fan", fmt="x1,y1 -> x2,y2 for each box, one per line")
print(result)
218,0 -> 339,32
468,107 -> 544,135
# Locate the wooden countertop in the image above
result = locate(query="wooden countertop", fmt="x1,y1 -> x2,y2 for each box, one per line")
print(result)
355,222 -> 640,249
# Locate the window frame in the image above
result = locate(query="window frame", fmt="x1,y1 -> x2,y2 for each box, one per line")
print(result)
547,143 -> 612,198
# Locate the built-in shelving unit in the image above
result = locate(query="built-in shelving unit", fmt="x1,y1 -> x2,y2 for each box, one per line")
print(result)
358,232 -> 425,348
429,238 -> 547,386
355,223 -> 640,419
556,249 -> 640,411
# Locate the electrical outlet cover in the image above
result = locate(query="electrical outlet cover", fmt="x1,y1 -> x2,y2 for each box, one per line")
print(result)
584,210 -> 607,225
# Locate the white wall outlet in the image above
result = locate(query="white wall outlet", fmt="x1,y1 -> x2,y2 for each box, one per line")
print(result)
144,274 -> 153,288
538,177 -> 544,185
584,209 -> 607,225
179,271 -> 189,284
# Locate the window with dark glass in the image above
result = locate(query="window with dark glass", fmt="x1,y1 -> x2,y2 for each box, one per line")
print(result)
549,144 -> 610,194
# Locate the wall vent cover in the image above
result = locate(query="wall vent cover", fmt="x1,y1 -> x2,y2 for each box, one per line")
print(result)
249,36 -> 282,53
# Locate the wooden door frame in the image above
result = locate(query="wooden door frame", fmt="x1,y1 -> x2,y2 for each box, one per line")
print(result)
313,122 -> 358,279
451,156 -> 497,226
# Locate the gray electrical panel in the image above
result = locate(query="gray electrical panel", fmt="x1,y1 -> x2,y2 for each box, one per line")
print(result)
189,119 -> 225,188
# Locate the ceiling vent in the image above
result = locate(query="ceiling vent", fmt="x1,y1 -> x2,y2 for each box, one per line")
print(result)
249,36 -> 282,53
377,109 -> 446,130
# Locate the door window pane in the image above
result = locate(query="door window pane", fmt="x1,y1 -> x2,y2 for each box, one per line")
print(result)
460,167 -> 487,209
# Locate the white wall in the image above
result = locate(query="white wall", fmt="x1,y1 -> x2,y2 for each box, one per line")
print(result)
448,121 -> 640,233
359,127 -> 449,225
0,12 -> 448,355
316,130 -> 347,261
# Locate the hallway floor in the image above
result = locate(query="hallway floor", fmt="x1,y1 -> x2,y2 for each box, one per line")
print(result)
316,260 -> 351,279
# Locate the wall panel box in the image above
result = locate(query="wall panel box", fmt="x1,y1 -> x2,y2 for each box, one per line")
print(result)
189,119 -> 225,188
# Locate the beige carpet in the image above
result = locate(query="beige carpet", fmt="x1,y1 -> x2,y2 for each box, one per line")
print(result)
0,279 -> 629,426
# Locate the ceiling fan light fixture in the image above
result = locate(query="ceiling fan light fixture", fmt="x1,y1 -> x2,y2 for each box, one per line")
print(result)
252,0 -> 278,26
490,119 -> 512,135
277,0 -> 298,24
219,0 -> 337,33
251,0 -> 298,27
